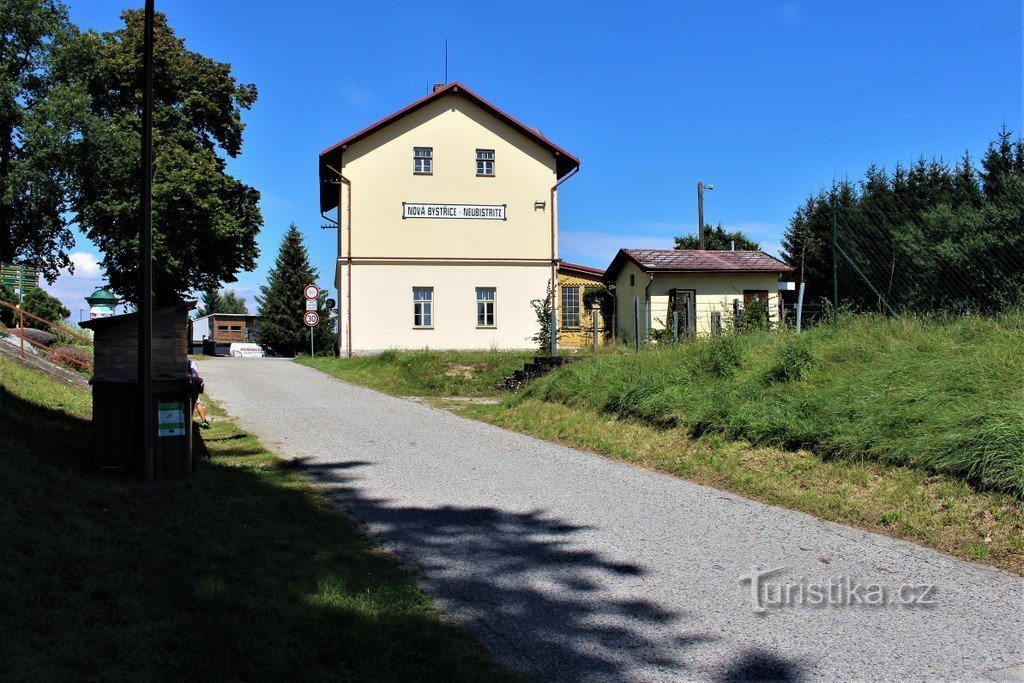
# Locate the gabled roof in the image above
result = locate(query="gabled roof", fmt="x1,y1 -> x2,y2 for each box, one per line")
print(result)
558,260 -> 605,277
606,249 -> 794,280
318,82 -> 581,213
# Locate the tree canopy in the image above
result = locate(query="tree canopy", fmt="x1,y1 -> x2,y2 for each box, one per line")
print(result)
255,225 -> 334,356
198,288 -> 248,316
0,0 -> 80,282
62,9 -> 262,304
781,126 -> 1024,314
675,223 -> 761,251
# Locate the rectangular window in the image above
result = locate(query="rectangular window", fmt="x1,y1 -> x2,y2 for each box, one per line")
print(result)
413,147 -> 432,174
217,325 -> 229,331
413,287 -> 433,327
230,325 -> 242,331
561,285 -> 580,329
476,287 -> 496,327
476,149 -> 494,176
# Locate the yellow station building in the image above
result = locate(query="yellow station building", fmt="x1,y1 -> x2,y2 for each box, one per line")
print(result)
318,83 -> 580,354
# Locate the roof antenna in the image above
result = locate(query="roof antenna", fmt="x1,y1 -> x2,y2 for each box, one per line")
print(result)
444,38 -> 448,84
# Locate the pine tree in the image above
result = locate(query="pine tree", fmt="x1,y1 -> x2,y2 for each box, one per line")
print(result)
255,225 -> 333,356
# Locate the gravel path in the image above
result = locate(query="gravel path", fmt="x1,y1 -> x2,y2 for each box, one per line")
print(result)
202,358 -> 1023,682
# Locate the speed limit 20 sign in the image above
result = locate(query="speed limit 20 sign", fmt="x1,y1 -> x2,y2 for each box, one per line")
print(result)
304,311 -> 319,327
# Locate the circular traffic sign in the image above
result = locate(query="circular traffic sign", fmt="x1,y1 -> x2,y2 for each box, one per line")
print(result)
303,284 -> 319,300
304,311 -> 319,327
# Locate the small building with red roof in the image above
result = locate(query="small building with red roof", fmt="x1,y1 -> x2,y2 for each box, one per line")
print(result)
604,248 -> 794,344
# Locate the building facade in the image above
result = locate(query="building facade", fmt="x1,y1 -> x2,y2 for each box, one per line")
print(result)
605,249 -> 794,344
319,83 -> 579,354
190,313 -> 260,354
556,261 -> 608,348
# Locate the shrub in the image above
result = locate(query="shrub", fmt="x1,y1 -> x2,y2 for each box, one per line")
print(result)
695,334 -> 744,378
764,337 -> 815,383
48,346 -> 92,371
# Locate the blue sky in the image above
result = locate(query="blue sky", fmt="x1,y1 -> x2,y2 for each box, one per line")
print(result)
53,0 -> 1022,318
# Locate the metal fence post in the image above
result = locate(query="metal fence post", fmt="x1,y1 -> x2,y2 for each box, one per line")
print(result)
18,306 -> 24,358
592,308 -> 598,354
672,310 -> 679,342
796,281 -> 805,332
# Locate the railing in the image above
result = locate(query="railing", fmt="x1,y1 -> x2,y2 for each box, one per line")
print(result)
0,299 -> 94,373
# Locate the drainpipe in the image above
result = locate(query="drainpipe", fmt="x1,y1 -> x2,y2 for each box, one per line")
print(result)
644,274 -> 654,344
550,165 -> 580,356
325,163 -> 353,356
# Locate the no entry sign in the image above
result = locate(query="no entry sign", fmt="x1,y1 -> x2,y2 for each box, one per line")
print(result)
304,311 -> 319,327
304,284 -> 319,300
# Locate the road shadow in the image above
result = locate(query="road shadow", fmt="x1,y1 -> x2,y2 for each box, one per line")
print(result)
294,459 -> 807,680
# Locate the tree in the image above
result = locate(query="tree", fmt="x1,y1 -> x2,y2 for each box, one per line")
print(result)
255,225 -> 333,356
529,283 -> 553,351
674,223 -> 760,250
197,288 -> 247,316
20,286 -> 69,328
62,9 -> 262,304
220,290 -> 248,314
0,0 -> 81,282
0,282 -> 15,326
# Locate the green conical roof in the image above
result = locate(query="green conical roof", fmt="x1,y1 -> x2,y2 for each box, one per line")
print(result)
85,287 -> 118,305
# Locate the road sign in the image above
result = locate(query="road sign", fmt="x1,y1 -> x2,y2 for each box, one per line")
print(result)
304,311 -> 319,327
305,299 -> 317,311
304,284 -> 319,300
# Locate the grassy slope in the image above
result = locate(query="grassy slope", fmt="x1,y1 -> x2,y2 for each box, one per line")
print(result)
299,349 -> 534,396
0,356 -> 504,680
520,315 -> 1024,497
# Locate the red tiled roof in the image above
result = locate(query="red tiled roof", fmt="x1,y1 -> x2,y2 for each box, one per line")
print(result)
558,260 -> 605,277
319,82 -> 580,213
606,249 -> 793,280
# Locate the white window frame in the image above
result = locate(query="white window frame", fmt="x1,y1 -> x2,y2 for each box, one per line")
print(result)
476,149 -> 495,177
561,285 -> 581,329
476,287 -> 496,328
414,147 -> 433,175
413,287 -> 433,328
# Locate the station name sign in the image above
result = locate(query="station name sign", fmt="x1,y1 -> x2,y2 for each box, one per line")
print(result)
402,202 -> 506,221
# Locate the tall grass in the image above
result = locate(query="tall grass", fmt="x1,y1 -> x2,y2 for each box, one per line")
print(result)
517,314 -> 1024,496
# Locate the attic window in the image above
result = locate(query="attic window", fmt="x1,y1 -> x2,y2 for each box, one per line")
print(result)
414,147 -> 432,174
476,149 -> 494,176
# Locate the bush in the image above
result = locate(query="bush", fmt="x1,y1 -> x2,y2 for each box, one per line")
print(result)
48,346 -> 92,371
764,337 -> 815,383
695,334 -> 744,378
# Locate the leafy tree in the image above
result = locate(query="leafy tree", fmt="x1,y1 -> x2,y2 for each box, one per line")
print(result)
255,225 -> 333,356
197,288 -> 247,316
62,9 -> 261,304
21,286 -> 69,328
530,283 -> 553,352
674,223 -> 760,250
0,0 -> 81,282
0,282 -> 15,326
220,290 -> 248,314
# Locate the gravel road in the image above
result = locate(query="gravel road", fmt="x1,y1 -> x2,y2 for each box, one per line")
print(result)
202,357 -> 1023,682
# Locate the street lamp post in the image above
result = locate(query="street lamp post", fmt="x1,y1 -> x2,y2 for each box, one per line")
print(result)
697,181 -> 714,249
139,0 -> 155,482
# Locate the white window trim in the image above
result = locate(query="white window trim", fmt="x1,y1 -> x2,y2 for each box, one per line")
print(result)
414,147 -> 433,175
413,286 -> 434,329
476,149 -> 495,177
476,287 -> 497,328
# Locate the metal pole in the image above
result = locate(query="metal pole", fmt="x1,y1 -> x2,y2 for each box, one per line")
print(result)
18,307 -> 23,358
310,326 -> 314,357
831,193 -> 839,324
549,288 -> 557,356
592,308 -> 598,354
139,0 -> 155,483
697,182 -> 704,250
633,297 -> 639,350
795,281 -> 805,332
672,310 -> 679,343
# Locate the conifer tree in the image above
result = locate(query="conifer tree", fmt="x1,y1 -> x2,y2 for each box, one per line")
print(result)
255,225 -> 333,356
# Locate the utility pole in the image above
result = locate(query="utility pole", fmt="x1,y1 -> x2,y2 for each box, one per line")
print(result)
697,181 -> 713,249
831,190 -> 839,322
139,0 -> 155,483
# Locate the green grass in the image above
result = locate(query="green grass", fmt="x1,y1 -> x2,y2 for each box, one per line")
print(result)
298,349 -> 534,396
517,314 -> 1024,497
0,355 -> 505,680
